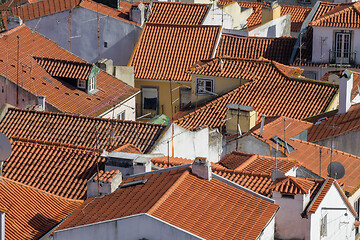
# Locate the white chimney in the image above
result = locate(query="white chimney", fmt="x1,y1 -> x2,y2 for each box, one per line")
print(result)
192,157 -> 212,180
129,3 -> 145,26
87,171 -> 122,198
133,156 -> 152,174
338,70 -> 353,114
37,95 -> 46,111
0,212 -> 4,240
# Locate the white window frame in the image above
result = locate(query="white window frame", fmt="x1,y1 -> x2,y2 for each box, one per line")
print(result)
196,78 -> 214,95
321,214 -> 327,237
117,110 -> 126,120
89,77 -> 95,92
77,79 -> 86,89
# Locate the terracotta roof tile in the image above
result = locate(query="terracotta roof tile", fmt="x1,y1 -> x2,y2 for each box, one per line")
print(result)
218,151 -> 297,174
217,34 -> 296,65
272,176 -> 315,195
147,2 -> 209,25
151,156 -> 194,168
219,1 -> 311,32
111,143 -> 143,154
93,170 -> 120,182
175,58 -> 338,130
311,1 -> 360,28
56,166 -> 279,239
307,103 -> 360,142
129,23 -> 221,82
4,137 -> 105,199
0,25 -> 138,117
0,107 -> 166,153
0,176 -> 82,240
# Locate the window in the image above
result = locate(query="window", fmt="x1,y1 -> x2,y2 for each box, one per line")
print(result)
89,77 -> 95,92
298,0 -> 311,4
180,88 -> 191,108
104,42 -> 108,48
321,214 -> 327,237
78,79 -> 86,89
142,87 -> 158,112
281,194 -> 294,199
335,32 -> 352,64
117,110 -> 126,120
196,78 -> 214,95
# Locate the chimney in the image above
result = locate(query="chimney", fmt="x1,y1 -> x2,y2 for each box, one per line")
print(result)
96,58 -> 114,75
192,157 -> 211,180
87,170 -> 122,198
261,1 -> 281,24
37,95 -> 46,111
259,114 -> 266,137
133,156 -> 152,174
225,104 -> 257,135
129,2 -> 145,26
7,16 -> 23,31
338,70 -> 353,114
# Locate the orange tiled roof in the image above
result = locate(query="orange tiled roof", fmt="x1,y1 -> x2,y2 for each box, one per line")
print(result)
2,0 -> 136,25
93,170 -> 120,182
0,0 -> 28,11
272,176 -> 315,195
34,56 -> 93,80
218,151 -> 297,174
307,103 -> 360,142
311,1 -> 360,28
4,137 -> 105,199
147,2 -> 209,25
152,156 -> 194,168
288,139 -> 360,195
175,58 -> 338,131
129,23 -> 221,82
56,166 -> 279,239
112,143 -> 143,154
0,176 -> 82,240
0,25 -> 138,117
219,1 -> 311,32
0,106 -> 166,153
217,34 -> 296,64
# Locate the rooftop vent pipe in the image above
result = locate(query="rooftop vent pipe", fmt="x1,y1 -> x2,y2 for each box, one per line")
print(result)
259,114 -> 266,137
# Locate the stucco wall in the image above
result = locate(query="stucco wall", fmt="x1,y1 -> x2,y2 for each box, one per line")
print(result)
54,214 -> 203,240
310,184 -> 356,240
151,123 -> 222,162
258,216 -> 276,240
248,14 -> 291,38
312,26 -> 360,65
25,7 -> 141,66
202,4 -> 234,29
100,95 -> 136,120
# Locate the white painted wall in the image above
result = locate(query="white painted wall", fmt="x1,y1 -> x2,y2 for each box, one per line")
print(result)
151,123 -> 222,162
273,191 -> 310,239
247,14 -> 291,38
100,95 -> 137,120
202,3 -> 234,29
25,7 -> 142,66
312,26 -> 360,65
258,216 -> 276,240
309,184 -> 356,240
53,213 -> 204,240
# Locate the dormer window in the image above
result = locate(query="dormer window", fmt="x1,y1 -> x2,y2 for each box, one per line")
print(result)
196,78 -> 214,95
77,79 -> 86,89
89,77 -> 95,92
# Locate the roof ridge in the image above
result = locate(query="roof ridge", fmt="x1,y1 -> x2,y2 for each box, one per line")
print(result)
11,136 -> 103,152
312,2 -> 359,25
6,107 -> 165,127
0,176 -> 83,203
212,165 -> 272,177
147,169 -> 190,215
152,1 -> 210,6
33,56 -> 90,66
289,176 -> 313,193
145,22 -> 222,28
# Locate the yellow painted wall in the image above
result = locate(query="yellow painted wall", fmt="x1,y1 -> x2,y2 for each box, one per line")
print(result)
190,74 -> 250,105
222,3 -> 253,30
135,79 -> 191,119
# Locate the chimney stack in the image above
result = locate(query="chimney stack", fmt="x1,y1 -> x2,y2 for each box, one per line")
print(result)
87,170 -> 122,198
225,104 -> 257,135
192,157 -> 212,180
37,95 -> 46,111
133,156 -> 152,174
129,3 -> 146,26
0,211 -> 4,240
7,16 -> 23,31
338,70 -> 353,114
261,1 -> 281,24
259,114 -> 266,137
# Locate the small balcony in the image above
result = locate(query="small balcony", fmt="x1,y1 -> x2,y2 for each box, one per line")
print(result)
329,50 -> 357,66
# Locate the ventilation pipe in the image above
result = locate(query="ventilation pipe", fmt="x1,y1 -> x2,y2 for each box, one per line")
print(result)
37,95 -> 46,111
259,114 -> 266,137
338,70 -> 353,114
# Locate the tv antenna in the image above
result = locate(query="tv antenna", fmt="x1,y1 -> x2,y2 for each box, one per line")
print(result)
0,133 -> 12,176
327,161 -> 345,179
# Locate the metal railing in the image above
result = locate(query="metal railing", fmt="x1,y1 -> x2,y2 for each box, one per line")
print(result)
329,50 -> 357,66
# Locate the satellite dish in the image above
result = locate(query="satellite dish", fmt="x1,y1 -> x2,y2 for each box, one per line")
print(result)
327,161 -> 345,179
271,170 -> 286,181
0,133 -> 11,162
328,74 -> 339,83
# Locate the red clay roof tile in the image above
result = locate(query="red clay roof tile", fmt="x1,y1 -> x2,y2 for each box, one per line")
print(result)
0,25 -> 138,117
93,170 -> 120,182
112,143 -> 143,154
129,23 -> 221,82
56,166 -> 279,240
175,58 -> 337,131
272,176 -> 315,195
4,137 -> 105,199
217,34 -> 296,64
0,176 -> 82,240
0,107 -> 166,153
147,2 -> 209,25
